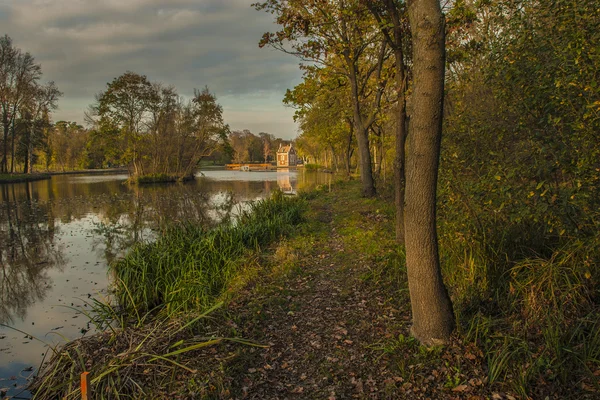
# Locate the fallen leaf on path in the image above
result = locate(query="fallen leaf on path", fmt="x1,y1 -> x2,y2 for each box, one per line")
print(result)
452,384 -> 468,392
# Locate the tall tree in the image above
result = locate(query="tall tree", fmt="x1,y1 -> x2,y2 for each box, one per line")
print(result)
19,81 -> 62,173
95,71 -> 154,176
0,35 -> 42,173
367,0 -> 411,243
404,0 -> 454,344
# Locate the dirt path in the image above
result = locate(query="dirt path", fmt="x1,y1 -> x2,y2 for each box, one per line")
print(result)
232,242 -> 402,397
215,199 -> 490,400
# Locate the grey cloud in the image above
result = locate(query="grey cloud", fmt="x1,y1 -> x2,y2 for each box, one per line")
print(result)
1,0 -> 301,137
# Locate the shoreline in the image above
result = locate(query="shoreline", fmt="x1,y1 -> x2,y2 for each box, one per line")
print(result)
0,168 -> 129,184
0,173 -> 51,184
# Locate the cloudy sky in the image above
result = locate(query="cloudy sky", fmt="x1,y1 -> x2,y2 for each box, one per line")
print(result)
0,0 -> 303,139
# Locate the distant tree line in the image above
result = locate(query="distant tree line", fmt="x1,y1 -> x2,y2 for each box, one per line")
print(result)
228,129 -> 290,164
1,41 -> 294,174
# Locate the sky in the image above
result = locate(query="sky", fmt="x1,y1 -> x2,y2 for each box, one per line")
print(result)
0,0 -> 303,139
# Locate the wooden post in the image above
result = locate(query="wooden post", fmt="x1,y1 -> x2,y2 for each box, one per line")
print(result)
81,372 -> 90,400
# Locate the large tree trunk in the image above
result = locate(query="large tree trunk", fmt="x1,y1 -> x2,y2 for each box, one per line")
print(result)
404,0 -> 454,345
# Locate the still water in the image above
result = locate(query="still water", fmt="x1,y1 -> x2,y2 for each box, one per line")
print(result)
0,169 -> 330,398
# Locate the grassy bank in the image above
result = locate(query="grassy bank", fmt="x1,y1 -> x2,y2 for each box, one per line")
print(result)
31,190 -> 307,399
0,173 -> 50,183
112,190 -> 306,316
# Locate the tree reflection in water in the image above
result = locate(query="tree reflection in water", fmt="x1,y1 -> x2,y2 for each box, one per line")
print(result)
0,183 -> 65,325
90,186 -> 238,265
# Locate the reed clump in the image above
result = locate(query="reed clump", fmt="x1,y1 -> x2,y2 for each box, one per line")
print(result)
29,302 -> 262,399
112,189 -> 306,317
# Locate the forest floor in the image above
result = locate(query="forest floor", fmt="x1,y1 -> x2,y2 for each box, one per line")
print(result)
170,181 -> 522,400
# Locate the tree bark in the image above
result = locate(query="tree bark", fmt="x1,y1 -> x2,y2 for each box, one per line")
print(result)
404,0 -> 454,345
394,63 -> 407,244
348,65 -> 376,197
345,128 -> 353,176
2,119 -> 8,173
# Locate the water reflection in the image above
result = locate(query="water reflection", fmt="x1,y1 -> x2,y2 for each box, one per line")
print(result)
0,184 -> 65,325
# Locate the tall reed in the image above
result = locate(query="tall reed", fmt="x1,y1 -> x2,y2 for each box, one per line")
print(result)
111,190 -> 306,317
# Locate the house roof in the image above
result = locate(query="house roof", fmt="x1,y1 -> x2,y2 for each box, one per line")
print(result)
278,144 -> 292,153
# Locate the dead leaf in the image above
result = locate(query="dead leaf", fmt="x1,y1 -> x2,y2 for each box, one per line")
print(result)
291,386 -> 304,393
452,384 -> 468,392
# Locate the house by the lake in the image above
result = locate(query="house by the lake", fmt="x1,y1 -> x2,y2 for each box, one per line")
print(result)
277,143 -> 297,167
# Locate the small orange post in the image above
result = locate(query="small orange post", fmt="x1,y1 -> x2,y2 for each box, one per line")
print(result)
81,371 -> 90,400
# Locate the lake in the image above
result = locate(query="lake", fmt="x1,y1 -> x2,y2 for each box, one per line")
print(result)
0,168 -> 331,398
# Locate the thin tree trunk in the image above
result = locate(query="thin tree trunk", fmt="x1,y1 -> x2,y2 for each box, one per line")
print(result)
404,0 -> 454,345
24,131 -> 29,174
348,63 -> 376,197
395,72 -> 407,244
10,119 -> 15,173
2,119 -> 9,173
330,144 -> 338,172
345,127 -> 353,176
368,0 -> 408,241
